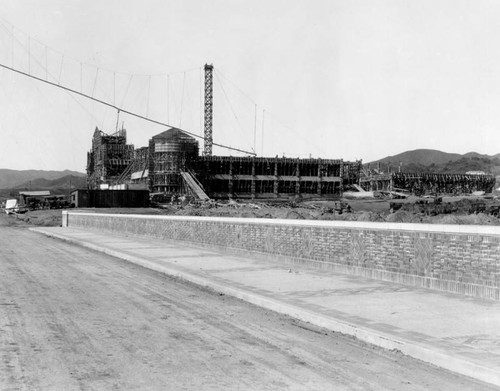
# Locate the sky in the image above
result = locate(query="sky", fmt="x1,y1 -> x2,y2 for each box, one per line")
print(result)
1,0 -> 500,172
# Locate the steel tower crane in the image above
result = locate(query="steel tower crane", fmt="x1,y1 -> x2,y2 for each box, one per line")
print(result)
203,64 -> 214,156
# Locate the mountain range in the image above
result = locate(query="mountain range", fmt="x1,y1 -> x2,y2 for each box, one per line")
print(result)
0,169 -> 86,189
0,169 -> 86,199
368,149 -> 500,175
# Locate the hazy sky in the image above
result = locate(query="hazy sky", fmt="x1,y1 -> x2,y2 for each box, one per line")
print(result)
1,0 -> 500,172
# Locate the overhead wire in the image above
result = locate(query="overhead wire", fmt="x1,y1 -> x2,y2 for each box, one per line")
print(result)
214,71 -> 254,153
91,67 -> 99,97
146,75 -> 151,117
0,17 -> 204,122
0,15 -> 201,79
0,61 -> 255,155
0,19 -> 102,126
265,110 -> 329,157
27,36 -> 30,74
120,74 -> 134,107
166,74 -> 170,123
58,55 -> 64,84
10,25 -> 13,68
215,68 -> 257,105
0,18 -> 256,155
179,70 -> 198,133
179,72 -> 186,127
216,67 -> 330,158
199,67 -> 203,136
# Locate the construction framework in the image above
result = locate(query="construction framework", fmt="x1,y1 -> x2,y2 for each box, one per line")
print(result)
359,170 -> 496,195
86,127 -> 134,189
203,64 -> 214,156
191,155 -> 361,200
88,127 -> 362,200
391,172 -> 495,195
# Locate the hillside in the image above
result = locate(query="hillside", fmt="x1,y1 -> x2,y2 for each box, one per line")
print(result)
0,175 -> 87,200
369,149 -> 500,175
0,169 -> 85,189
13,174 -> 87,192
371,149 -> 463,167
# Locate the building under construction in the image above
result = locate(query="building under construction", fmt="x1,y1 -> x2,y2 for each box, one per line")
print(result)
86,127 -> 134,189
191,155 -> 360,199
121,128 -> 361,200
86,128 -> 362,200
86,125 -> 495,200
359,169 -> 495,195
85,64 -> 363,200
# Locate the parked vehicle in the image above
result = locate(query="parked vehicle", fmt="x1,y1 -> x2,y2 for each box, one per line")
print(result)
4,199 -> 19,214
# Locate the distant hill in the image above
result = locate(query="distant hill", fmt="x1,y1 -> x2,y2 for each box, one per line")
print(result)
370,149 -> 462,166
0,173 -> 87,200
13,174 -> 87,192
368,149 -> 500,175
0,169 -> 85,189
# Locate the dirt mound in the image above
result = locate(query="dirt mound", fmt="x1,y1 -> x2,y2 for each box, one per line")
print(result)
353,211 -> 386,222
386,211 -> 419,223
5,195 -> 500,228
284,210 -> 305,219
435,213 -> 500,226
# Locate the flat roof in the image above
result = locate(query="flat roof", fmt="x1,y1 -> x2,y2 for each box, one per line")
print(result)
19,191 -> 50,196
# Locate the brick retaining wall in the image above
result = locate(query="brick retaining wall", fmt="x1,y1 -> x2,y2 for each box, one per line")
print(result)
63,211 -> 500,300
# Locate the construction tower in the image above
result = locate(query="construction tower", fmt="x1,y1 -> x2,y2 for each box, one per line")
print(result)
203,64 -> 214,156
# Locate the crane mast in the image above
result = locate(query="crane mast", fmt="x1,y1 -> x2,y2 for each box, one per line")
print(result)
203,64 -> 214,156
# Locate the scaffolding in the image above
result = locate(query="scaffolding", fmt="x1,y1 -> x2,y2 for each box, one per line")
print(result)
86,127 -> 362,200
86,127 -> 134,189
149,128 -> 200,194
190,156 -> 362,200
391,172 -> 495,195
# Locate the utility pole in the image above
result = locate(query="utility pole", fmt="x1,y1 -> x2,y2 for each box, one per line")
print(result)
203,64 -> 213,156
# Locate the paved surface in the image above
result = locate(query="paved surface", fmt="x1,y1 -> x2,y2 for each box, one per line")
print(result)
32,226 -> 500,388
8,226 -> 479,390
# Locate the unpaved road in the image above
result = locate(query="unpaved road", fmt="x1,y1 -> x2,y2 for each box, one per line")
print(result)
0,225 -> 496,390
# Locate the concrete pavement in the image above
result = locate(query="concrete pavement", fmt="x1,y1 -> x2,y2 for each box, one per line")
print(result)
31,226 -> 500,388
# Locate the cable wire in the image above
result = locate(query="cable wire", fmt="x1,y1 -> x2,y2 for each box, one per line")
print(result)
214,71 -> 254,153
0,61 -> 255,155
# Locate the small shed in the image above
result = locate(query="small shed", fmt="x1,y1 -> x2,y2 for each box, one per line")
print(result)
18,190 -> 51,208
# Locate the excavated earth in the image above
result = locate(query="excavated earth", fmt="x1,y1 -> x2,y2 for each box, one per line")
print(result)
7,195 -> 500,228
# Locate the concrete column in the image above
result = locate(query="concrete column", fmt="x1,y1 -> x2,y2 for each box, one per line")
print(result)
339,160 -> 344,197
62,211 -> 68,227
229,159 -> 233,198
251,158 -> 256,199
148,139 -> 155,192
317,160 -> 322,196
273,159 -> 278,198
295,159 -> 300,194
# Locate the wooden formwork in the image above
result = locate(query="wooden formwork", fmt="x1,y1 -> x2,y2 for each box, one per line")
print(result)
86,127 -> 134,189
190,156 -> 362,200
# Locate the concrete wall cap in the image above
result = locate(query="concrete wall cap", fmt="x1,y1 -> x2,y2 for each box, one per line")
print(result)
65,211 -> 500,236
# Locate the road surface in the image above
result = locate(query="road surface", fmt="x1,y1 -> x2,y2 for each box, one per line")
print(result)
0,224 -> 495,390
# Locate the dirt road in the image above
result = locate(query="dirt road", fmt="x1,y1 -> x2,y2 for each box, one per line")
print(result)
0,225 -> 495,390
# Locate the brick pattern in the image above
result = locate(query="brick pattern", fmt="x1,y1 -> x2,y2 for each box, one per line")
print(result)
67,213 -> 500,300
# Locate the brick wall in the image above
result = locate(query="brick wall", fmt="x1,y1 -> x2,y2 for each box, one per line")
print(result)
63,212 -> 500,300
